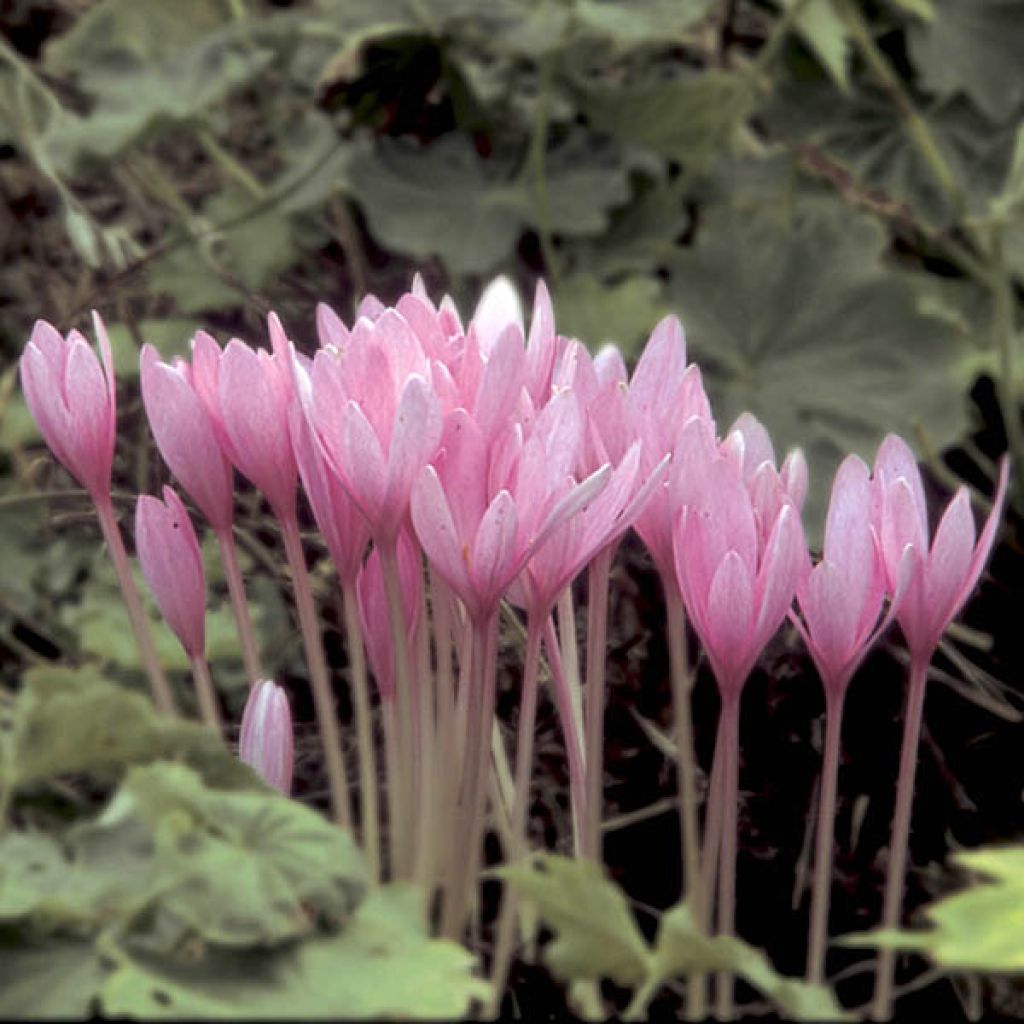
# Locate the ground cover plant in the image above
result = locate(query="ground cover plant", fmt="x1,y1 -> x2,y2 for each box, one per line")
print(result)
1,0 -> 1023,1020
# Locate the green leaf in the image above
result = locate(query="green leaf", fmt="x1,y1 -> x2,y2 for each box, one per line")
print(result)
908,0 -> 1024,123
842,845 -> 1024,972
4,665 -> 254,790
782,0 -> 851,91
347,136 -> 521,274
887,0 -> 935,18
100,884 -> 487,1018
0,812 -> 155,928
650,903 -> 845,1020
347,133 -> 632,273
556,273 -> 666,356
42,25 -> 274,170
498,853 -> 651,987
0,938 -> 104,1019
581,70 -> 759,168
571,0 -> 716,46
120,762 -> 367,945
763,82 -> 1016,229
44,0 -> 228,73
665,196 -> 967,535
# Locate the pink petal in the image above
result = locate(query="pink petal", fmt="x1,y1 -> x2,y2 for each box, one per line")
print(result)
881,478 -> 928,593
957,455 -> 1010,611
316,301 -> 350,350
339,400 -> 389,532
753,504 -> 804,648
471,490 -> 519,610
141,345 -> 234,530
706,550 -> 755,693
383,375 -> 442,539
410,466 -> 473,604
925,488 -> 976,630
472,276 -> 524,354
135,488 -> 206,658
473,323 -> 526,442
874,434 -> 928,538
218,340 -> 296,516
239,680 -> 294,795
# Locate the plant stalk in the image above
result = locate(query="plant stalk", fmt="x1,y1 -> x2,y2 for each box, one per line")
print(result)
806,688 -> 846,985
215,526 -> 263,685
871,654 -> 931,1021
583,549 -> 613,862
188,655 -> 223,733
279,513 -> 351,829
94,495 -> 177,716
715,693 -> 742,1022
341,582 -> 381,885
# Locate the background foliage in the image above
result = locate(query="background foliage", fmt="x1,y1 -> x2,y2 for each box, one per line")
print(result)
1,0 -> 1023,1018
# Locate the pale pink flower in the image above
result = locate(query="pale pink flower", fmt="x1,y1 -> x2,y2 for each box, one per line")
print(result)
239,679 -> 294,795
135,486 -> 206,659
19,313 -> 116,500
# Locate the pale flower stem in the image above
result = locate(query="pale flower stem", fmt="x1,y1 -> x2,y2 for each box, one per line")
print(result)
380,543 -> 417,878
557,588 -> 586,765
583,549 -> 612,862
340,582 -> 381,885
188,655 -> 223,733
715,694 -> 741,1022
215,527 -> 263,685
542,615 -> 586,853
413,579 -> 439,890
664,589 -> 706,1021
381,698 -> 403,881
698,716 -> 726,927
806,689 -> 846,985
94,495 -> 177,717
489,619 -> 543,1013
871,655 -> 931,1021
279,513 -> 351,829
428,569 -> 459,900
441,613 -> 498,939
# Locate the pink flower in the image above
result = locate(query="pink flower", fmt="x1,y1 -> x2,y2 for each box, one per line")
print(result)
190,316 -> 298,518
140,345 -> 234,531
411,392 -> 610,621
239,679 -> 294,795
794,455 -> 905,696
626,315 -> 714,583
356,532 -> 422,701
672,419 -> 806,698
873,434 -> 1010,658
309,310 -> 441,546
135,486 -> 206,659
289,402 -> 370,588
19,313 -> 117,500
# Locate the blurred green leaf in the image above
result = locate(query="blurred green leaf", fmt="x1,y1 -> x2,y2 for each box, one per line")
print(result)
666,196 -> 967,533
0,938 -> 104,1019
581,70 -> 759,168
764,83 -> 1015,229
4,665 -> 253,790
100,884 -> 487,1018
908,0 -> 1024,123
347,136 -> 521,274
650,903 -> 844,1019
119,762 -> 366,945
43,26 -> 274,170
499,853 -> 651,987
44,0 -> 228,73
842,845 -> 1024,972
782,0 -> 851,91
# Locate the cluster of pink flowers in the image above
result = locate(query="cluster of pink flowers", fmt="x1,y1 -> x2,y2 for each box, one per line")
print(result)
19,276 -> 1008,1014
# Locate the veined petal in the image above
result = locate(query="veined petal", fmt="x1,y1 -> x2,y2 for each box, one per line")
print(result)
471,490 -> 519,609
925,488 -> 976,630
410,466 -> 472,604
706,551 -> 755,693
